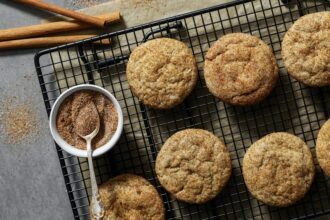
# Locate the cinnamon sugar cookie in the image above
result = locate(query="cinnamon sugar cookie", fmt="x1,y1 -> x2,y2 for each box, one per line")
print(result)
282,12 -> 330,87
155,129 -> 232,203
91,174 -> 165,220
243,132 -> 315,207
127,38 -> 198,109
316,119 -> 330,176
204,33 -> 278,106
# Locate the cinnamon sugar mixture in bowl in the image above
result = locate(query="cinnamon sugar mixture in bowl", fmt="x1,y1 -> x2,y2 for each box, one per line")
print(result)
56,90 -> 118,150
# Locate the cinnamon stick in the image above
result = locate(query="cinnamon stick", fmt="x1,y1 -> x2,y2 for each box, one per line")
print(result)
15,0 -> 106,28
0,35 -> 111,50
0,12 -> 120,42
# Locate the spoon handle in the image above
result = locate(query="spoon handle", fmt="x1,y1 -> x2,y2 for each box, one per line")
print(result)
87,140 -> 104,220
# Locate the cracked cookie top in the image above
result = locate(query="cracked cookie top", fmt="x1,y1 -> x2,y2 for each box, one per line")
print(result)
243,132 -> 315,207
155,129 -> 232,203
91,174 -> 165,220
126,38 -> 198,109
316,119 -> 330,176
282,12 -> 330,87
204,33 -> 278,106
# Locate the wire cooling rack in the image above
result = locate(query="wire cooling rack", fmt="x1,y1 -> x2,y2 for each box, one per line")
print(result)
35,0 -> 330,219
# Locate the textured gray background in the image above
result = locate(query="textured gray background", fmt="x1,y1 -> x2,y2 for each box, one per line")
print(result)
0,1 -> 328,220
0,1 -> 73,220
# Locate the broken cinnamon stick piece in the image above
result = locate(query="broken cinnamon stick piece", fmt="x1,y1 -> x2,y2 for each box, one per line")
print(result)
0,12 -> 120,42
0,35 -> 111,50
15,0 -> 106,28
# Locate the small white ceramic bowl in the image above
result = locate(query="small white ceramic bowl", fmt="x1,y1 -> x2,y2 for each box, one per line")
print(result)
49,84 -> 123,158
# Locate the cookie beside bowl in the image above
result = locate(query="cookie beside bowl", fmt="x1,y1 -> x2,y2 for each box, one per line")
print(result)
49,84 -> 123,158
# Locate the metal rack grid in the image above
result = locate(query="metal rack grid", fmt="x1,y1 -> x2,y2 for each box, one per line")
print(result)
34,0 -> 330,219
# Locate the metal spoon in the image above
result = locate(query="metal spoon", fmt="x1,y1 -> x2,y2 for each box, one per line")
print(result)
75,102 -> 104,220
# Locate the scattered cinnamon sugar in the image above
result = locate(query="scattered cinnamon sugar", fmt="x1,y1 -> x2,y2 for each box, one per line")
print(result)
71,0 -> 106,8
0,97 -> 39,144
127,0 -> 158,9
131,0 -> 154,6
71,0 -> 157,9
56,90 -> 118,150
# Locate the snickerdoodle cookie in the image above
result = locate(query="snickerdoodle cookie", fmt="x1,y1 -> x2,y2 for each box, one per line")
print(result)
316,119 -> 330,176
126,38 -> 198,109
91,174 -> 165,220
155,129 -> 232,204
204,33 -> 278,106
282,12 -> 330,87
243,132 -> 315,207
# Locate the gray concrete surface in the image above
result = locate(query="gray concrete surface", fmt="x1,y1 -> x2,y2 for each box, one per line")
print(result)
0,1 -> 329,220
0,1 -> 73,220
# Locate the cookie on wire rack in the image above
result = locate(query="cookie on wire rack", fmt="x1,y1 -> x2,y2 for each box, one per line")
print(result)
282,11 -> 330,87
204,33 -> 279,106
316,119 -> 330,176
90,174 -> 165,220
243,132 -> 315,207
126,38 -> 198,109
155,129 -> 232,204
